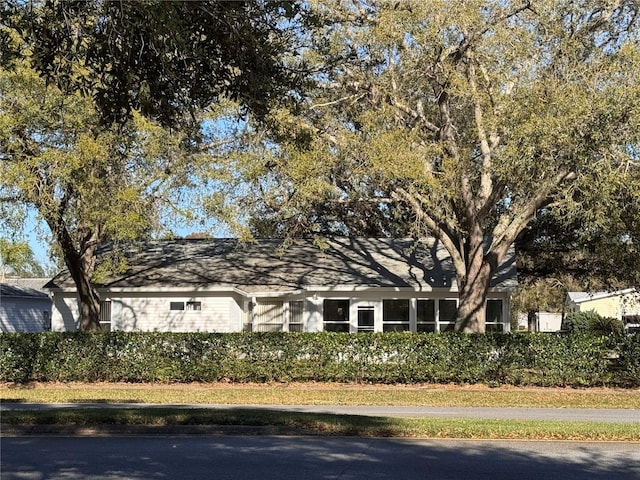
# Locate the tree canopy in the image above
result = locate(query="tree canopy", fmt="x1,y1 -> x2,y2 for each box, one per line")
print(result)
1,0 -> 307,127
0,239 -> 44,278
0,0 -> 310,330
239,0 -> 640,332
0,55 -> 194,329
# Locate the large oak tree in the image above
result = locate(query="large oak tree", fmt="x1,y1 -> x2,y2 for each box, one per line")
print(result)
0,58 -> 193,330
247,0 -> 640,332
0,1 -> 308,330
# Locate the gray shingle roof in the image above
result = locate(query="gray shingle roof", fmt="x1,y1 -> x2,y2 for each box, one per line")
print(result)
45,238 -> 517,294
0,283 -> 50,299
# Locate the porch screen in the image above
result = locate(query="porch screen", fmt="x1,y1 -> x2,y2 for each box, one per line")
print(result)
383,300 -> 409,331
99,301 -> 112,331
439,300 -> 457,332
416,300 -> 436,332
485,299 -> 504,332
254,301 -> 284,332
289,301 -> 303,332
323,299 -> 350,332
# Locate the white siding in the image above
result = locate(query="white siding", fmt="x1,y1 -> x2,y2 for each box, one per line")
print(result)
51,294 -> 80,331
0,297 -> 52,332
110,294 -> 240,332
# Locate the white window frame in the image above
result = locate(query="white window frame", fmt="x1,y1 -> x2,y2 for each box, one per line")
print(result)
322,299 -> 351,332
382,299 -> 410,332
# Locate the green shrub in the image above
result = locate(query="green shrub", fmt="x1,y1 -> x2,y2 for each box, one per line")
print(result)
562,311 -> 601,334
589,316 -> 624,336
562,311 -> 625,337
0,331 -> 636,387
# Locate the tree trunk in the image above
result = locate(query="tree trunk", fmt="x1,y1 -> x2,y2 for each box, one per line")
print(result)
455,261 -> 493,333
48,217 -> 102,331
68,257 -> 102,331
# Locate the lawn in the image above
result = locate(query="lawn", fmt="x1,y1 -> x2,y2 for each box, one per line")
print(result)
2,382 -> 639,408
2,383 -> 638,441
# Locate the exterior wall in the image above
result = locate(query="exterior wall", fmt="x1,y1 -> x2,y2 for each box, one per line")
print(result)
619,292 -> 640,318
109,293 -> 242,332
0,297 -> 52,332
537,312 -> 563,332
49,289 -> 512,333
575,297 -> 621,318
51,294 -> 80,331
51,291 -> 243,332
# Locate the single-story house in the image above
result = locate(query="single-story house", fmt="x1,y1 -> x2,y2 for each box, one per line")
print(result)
566,289 -> 640,333
45,237 -> 517,333
0,278 -> 53,332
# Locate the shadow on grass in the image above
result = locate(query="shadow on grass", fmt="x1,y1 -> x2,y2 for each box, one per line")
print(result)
2,407 -> 639,441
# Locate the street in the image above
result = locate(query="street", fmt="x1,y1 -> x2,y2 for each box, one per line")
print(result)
2,435 -> 639,480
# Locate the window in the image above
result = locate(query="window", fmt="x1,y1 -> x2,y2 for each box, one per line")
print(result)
289,301 -> 304,332
485,299 -> 504,332
170,301 -> 201,312
622,315 -> 640,334
99,301 -> 112,331
417,300 -> 436,332
186,301 -> 202,311
383,299 -> 409,332
357,306 -> 375,332
324,299 -> 350,332
254,300 -> 284,332
170,301 -> 184,311
438,299 -> 457,332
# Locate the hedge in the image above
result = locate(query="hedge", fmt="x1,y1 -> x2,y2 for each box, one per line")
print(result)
1,332 -> 638,387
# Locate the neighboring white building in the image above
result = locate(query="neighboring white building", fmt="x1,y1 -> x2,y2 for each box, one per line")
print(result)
0,278 -> 52,332
516,311 -> 563,332
45,238 -> 518,333
567,289 -> 640,333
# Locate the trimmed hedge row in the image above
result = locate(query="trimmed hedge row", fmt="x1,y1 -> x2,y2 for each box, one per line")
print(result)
1,332 -> 638,387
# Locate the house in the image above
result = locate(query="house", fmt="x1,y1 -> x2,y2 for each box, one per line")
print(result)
566,289 -> 640,333
45,238 -> 517,333
0,278 -> 53,332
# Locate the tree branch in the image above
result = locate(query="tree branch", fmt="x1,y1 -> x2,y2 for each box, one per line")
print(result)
392,186 -> 465,275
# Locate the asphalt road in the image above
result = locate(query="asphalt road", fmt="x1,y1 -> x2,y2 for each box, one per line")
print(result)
2,435 -> 639,480
2,403 -> 639,423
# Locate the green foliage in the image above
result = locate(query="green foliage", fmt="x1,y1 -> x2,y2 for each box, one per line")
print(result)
562,311 -> 603,334
1,332 -> 638,387
562,311 -> 624,336
589,316 -> 624,337
0,239 -> 44,277
2,0 -> 307,127
235,0 -> 640,331
0,55 -> 196,329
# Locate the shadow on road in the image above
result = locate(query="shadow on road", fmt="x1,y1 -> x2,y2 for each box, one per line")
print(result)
2,435 -> 639,480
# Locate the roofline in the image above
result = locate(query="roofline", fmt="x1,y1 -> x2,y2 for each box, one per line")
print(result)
0,293 -> 51,300
567,288 -> 637,304
45,284 -> 516,297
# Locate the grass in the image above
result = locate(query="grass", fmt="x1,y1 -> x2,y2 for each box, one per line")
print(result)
2,382 -> 639,409
2,407 -> 639,441
2,383 -> 638,441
